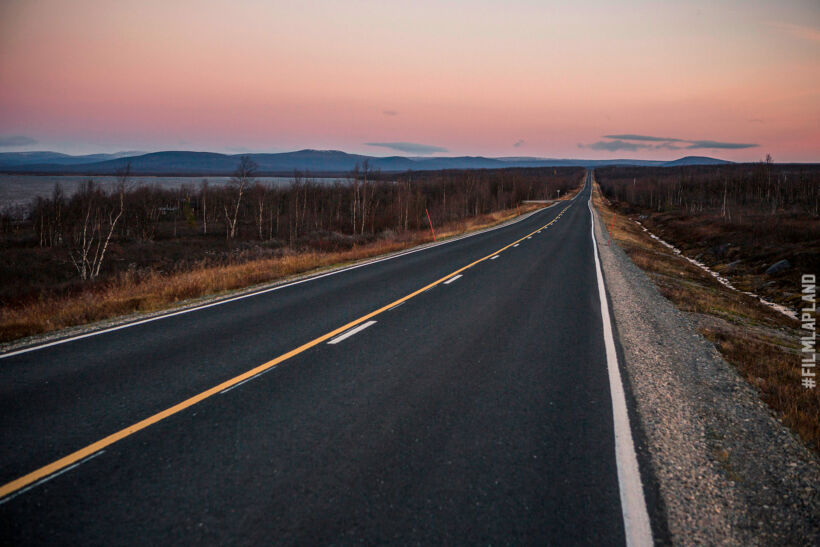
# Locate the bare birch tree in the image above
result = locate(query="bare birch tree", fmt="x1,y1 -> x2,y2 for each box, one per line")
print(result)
224,156 -> 256,239
67,165 -> 129,280
200,179 -> 209,235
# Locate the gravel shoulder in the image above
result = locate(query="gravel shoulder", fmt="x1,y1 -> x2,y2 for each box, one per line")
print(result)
592,200 -> 820,545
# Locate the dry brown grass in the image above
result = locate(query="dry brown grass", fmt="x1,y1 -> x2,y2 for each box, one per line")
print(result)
593,181 -> 820,453
0,204 -> 547,344
700,326 -> 819,449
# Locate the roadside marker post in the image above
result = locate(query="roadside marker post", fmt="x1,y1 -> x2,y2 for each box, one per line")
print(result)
607,213 -> 615,245
425,208 -> 437,241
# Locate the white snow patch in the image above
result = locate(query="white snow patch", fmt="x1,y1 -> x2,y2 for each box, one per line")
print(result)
634,221 -> 798,320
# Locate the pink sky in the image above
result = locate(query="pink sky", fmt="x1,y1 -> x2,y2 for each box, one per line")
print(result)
1,0 -> 818,161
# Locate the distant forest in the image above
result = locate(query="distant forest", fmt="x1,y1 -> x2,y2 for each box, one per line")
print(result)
596,161 -> 819,314
596,161 -> 819,218
0,162 -> 583,284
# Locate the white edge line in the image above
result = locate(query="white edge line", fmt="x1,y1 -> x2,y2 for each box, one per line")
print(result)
388,301 -> 406,311
588,194 -> 653,547
443,274 -> 463,285
1,202 -> 559,360
0,450 -> 106,505
327,320 -> 377,345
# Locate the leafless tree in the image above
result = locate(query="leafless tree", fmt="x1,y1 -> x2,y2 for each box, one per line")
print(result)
224,156 -> 256,239
33,183 -> 65,247
200,179 -> 209,235
252,182 -> 266,240
67,165 -> 129,280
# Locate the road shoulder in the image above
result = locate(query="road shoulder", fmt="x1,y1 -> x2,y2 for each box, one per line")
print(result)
591,194 -> 820,544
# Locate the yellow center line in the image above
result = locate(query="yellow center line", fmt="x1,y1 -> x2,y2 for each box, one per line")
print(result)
0,202 -> 575,500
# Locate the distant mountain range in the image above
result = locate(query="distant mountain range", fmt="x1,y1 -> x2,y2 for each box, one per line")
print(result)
0,150 -> 732,175
0,151 -> 146,167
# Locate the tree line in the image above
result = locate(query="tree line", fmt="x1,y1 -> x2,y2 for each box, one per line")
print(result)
2,159 -> 583,280
596,159 -> 820,220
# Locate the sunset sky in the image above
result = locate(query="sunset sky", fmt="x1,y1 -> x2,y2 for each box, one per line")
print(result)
1,0 -> 818,161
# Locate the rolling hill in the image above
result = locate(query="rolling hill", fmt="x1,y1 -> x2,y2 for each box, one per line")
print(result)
0,149 -> 732,175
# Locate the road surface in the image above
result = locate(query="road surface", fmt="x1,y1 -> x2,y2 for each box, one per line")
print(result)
0,173 -> 650,544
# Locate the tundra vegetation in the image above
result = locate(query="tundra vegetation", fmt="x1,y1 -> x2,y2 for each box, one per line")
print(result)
0,161 -> 583,342
594,161 -> 820,452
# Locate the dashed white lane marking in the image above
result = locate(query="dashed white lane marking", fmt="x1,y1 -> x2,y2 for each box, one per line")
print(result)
0,190 -> 585,503
588,195 -> 653,547
490,255 -> 500,260
327,320 -> 378,345
220,376 -> 254,394
388,301 -> 405,311
1,200 -> 557,360
220,366 -> 277,394
513,244 -> 519,247
443,274 -> 463,285
0,450 -> 106,506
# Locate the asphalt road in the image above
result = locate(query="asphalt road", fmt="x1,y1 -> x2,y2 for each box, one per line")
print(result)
1,173 -> 644,545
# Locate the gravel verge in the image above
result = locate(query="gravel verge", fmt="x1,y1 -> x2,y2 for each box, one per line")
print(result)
592,202 -> 820,545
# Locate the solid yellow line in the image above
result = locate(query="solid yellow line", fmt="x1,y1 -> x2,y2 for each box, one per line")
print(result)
0,203 -> 574,500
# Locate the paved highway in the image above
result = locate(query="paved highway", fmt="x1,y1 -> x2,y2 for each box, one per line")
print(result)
0,172 -> 651,545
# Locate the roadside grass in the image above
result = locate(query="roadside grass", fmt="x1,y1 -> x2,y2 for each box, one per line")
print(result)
701,327 -> 820,449
611,210 -> 818,314
0,203 -> 550,345
593,182 -> 820,454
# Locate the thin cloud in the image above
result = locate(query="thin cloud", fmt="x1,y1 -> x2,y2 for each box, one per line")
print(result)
583,140 -> 652,152
0,135 -> 37,147
365,142 -> 448,155
513,139 -> 525,148
382,110 -> 398,116
685,140 -> 757,150
770,22 -> 820,44
604,134 -> 684,143
653,142 -> 683,150
583,134 -> 757,151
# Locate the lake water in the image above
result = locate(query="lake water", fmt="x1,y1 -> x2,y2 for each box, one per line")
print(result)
0,175 -> 348,209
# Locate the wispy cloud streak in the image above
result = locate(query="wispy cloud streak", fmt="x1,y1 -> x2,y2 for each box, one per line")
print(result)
770,22 -> 820,44
365,142 -> 448,155
0,135 -> 38,147
685,140 -> 758,150
584,140 -> 650,152
582,134 -> 757,152
604,134 -> 684,143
